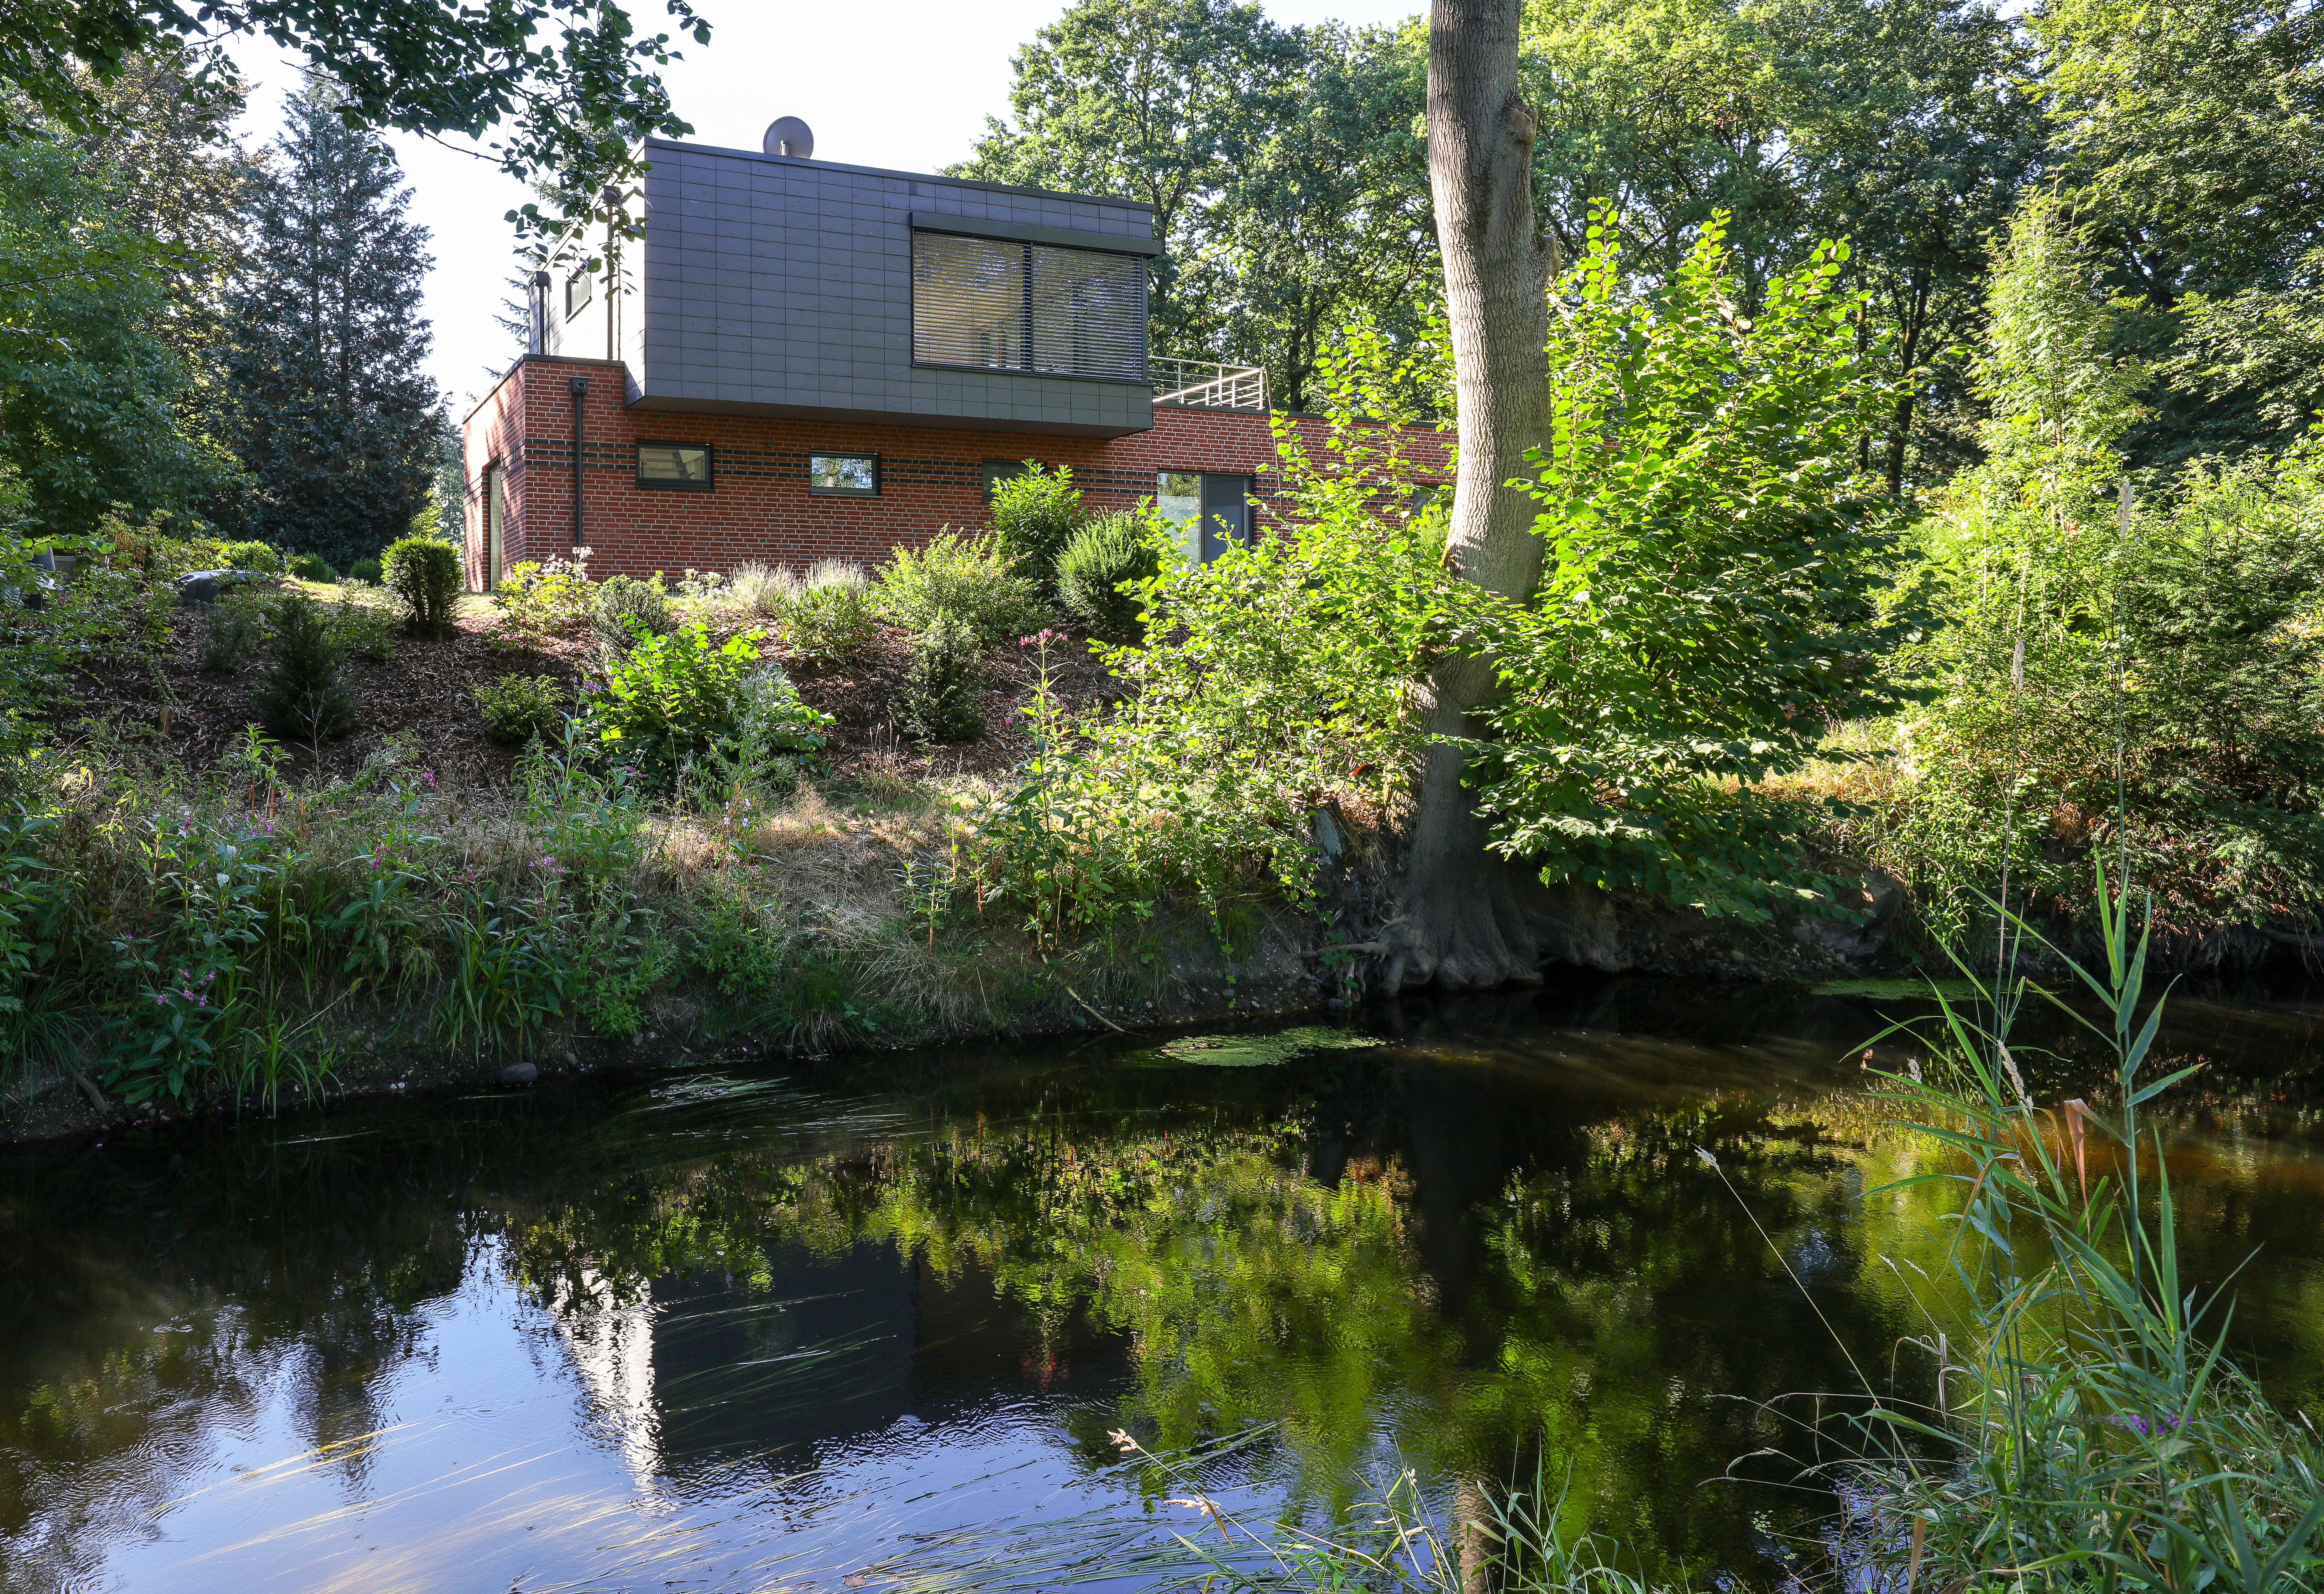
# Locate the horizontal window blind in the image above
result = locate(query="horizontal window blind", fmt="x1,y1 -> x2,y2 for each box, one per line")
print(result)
913,231 -> 1147,382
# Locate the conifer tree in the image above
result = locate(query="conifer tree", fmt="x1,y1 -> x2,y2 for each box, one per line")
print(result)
222,80 -> 446,568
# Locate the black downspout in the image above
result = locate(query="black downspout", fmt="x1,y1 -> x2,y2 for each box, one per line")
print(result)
569,376 -> 589,547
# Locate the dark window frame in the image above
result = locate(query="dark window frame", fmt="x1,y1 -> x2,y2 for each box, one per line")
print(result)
635,440 -> 714,492
809,453 -> 880,497
910,231 -> 1151,387
982,459 -> 1038,504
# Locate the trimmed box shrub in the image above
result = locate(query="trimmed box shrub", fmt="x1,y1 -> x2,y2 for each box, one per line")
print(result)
288,552 -> 337,581
381,536 -> 461,634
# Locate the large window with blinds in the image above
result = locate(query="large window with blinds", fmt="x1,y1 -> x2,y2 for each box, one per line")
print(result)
911,230 -> 1148,383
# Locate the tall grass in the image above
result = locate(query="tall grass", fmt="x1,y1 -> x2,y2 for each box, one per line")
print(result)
1837,874 -> 2324,1591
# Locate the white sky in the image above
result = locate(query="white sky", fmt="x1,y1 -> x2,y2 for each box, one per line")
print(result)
224,0 -> 1424,413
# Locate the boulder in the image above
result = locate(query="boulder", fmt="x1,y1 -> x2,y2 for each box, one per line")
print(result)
173,569 -> 276,606
496,1060 -> 539,1088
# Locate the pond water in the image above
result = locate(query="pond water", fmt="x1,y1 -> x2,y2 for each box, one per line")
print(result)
4,976 -> 2323,1594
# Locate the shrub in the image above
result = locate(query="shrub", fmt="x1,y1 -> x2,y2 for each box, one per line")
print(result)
381,536 -> 462,634
197,588 -> 270,674
474,673 -> 568,744
222,540 -> 283,574
727,561 -> 793,619
895,612 -> 986,744
582,620 -> 829,786
779,566 -> 880,664
252,592 -> 356,744
685,664 -> 833,807
348,557 -> 383,585
1055,511 -> 1165,643
287,553 -> 336,581
591,573 -> 674,656
326,599 -> 397,662
876,531 -> 1042,644
988,462 -> 1086,582
492,555 -> 594,639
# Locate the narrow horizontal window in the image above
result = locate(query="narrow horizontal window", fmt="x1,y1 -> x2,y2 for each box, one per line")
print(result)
982,459 -> 1033,503
566,269 -> 594,320
809,454 -> 878,496
913,232 -> 1148,383
636,442 -> 712,491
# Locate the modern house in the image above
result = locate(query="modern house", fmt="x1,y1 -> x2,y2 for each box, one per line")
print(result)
459,122 -> 1449,588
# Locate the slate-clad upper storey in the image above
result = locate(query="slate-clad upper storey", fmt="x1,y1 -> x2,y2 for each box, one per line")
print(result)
603,138 -> 1161,439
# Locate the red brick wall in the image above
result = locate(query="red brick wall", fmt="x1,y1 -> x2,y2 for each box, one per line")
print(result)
461,355 -> 1454,586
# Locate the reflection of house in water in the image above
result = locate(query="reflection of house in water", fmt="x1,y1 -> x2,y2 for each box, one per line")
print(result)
547,1239 -> 1133,1483
547,1266 -> 664,1491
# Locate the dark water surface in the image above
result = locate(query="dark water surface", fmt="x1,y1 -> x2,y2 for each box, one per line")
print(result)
5,978 -> 2324,1593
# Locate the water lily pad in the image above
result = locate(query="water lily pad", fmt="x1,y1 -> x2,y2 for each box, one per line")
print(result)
1814,978 -> 1980,1000
1156,1026 -> 1386,1067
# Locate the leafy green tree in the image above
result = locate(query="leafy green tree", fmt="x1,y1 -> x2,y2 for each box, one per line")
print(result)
1519,0 -> 2044,490
0,134 -> 214,534
1183,21 -> 1437,410
222,81 -> 447,566
1468,212 -> 1913,920
0,0 -> 707,232
952,0 -> 1301,363
2036,0 -> 2324,464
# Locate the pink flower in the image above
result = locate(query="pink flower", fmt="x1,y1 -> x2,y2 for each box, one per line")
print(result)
419,770 -> 437,791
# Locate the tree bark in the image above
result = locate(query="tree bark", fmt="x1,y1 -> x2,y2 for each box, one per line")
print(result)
1384,0 -> 1555,992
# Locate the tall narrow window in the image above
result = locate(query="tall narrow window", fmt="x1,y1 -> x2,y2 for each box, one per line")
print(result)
483,462 -> 505,589
565,268 -> 593,319
913,231 -> 1147,382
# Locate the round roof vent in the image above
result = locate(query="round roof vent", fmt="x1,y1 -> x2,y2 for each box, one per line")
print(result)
762,117 -> 814,159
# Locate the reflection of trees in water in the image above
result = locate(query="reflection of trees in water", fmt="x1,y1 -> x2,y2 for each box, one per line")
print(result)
494,1070 -> 1950,1581
0,1135 -> 475,1585
6,1024 -> 2320,1589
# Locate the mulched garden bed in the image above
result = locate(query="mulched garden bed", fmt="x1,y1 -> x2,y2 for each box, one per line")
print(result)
55,592 -> 1132,790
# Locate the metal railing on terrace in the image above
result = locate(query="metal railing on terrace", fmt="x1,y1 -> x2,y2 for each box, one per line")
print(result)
1150,356 -> 1268,412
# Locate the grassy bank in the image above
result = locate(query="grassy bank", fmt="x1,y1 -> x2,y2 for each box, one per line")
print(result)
0,719 -> 1322,1138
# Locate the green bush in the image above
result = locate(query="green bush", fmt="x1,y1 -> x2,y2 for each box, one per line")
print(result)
287,553 -> 336,581
348,557 -> 383,585
895,612 -> 985,744
325,599 -> 397,662
582,620 -> 829,786
197,588 -> 269,674
876,531 -> 1042,644
474,673 -> 568,744
591,573 -> 674,656
381,535 -> 462,634
1055,511 -> 1165,643
988,462 -> 1086,583
222,540 -> 283,573
252,592 -> 356,744
779,568 -> 881,664
493,556 -> 595,639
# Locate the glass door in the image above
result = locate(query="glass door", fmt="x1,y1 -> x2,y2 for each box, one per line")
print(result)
1156,471 -> 1252,564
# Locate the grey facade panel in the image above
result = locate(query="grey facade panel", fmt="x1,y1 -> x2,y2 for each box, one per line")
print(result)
623,139 -> 1155,438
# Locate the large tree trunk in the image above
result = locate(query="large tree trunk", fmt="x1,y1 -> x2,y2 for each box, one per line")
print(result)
1384,0 -> 1555,992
